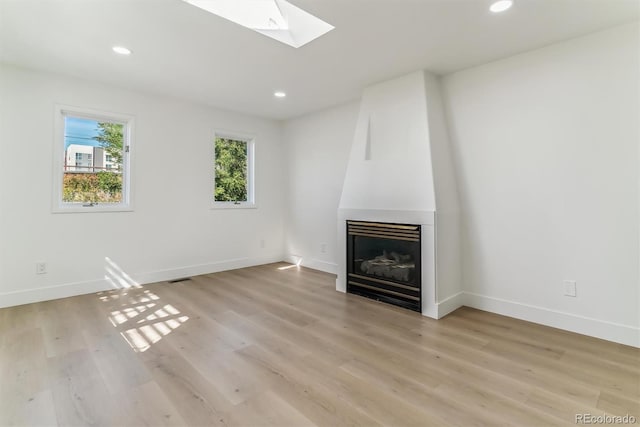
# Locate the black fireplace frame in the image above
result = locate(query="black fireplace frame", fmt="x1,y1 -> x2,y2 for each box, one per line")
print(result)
346,220 -> 422,312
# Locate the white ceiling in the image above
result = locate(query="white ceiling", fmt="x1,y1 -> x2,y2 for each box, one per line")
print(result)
1,0 -> 638,120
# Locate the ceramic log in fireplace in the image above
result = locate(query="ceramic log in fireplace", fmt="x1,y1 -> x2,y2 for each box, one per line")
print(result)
346,220 -> 421,312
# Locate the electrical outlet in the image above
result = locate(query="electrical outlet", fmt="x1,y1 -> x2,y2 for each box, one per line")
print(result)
563,280 -> 576,297
36,262 -> 47,275
320,243 -> 327,254
260,239 -> 266,249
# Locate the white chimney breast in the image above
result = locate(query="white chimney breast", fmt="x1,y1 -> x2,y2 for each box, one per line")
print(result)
337,70 -> 462,319
338,71 -> 436,212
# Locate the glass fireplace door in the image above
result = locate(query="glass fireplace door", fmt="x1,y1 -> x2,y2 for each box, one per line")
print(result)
347,221 -> 421,312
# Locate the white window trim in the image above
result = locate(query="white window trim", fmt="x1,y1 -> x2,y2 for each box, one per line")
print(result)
52,104 -> 135,214
211,130 -> 257,210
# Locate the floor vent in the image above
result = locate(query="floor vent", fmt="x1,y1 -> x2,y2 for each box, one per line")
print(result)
168,277 -> 192,283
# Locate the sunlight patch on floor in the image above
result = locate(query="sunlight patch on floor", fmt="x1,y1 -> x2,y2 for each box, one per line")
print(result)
120,315 -> 189,352
278,258 -> 302,270
99,285 -> 189,353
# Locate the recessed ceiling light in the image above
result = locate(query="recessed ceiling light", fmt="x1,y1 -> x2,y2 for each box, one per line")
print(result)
274,91 -> 286,98
112,46 -> 132,55
490,0 -> 513,13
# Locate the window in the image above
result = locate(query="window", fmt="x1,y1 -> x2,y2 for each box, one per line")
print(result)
53,105 -> 134,213
212,133 -> 255,208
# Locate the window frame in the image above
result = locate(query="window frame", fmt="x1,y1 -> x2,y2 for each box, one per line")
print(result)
52,104 -> 135,214
211,130 -> 256,210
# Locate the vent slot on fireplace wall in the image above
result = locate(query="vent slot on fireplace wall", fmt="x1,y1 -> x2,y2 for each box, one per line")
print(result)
347,220 -> 421,312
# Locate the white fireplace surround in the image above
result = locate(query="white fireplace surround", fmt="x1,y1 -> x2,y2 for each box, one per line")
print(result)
336,71 -> 463,319
337,208 -> 441,317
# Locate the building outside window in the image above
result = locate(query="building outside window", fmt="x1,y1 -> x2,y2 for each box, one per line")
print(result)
53,105 -> 134,212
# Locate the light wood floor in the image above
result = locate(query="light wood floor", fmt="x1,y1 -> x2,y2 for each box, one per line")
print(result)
1,263 -> 638,426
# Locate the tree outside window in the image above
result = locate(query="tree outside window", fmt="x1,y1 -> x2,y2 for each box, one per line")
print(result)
214,137 -> 248,202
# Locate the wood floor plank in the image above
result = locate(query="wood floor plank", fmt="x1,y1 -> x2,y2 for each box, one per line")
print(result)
213,310 -> 312,361
138,339 -> 231,426
339,358 -> 495,427
0,327 -> 57,426
1,262 -> 638,426
596,389 -> 640,418
225,389 -> 317,427
37,299 -> 88,359
112,380 -> 188,427
455,307 -> 640,368
292,352 -> 448,426
234,343 -> 387,427
202,272 -> 319,327
82,328 -> 153,396
433,382 -> 573,427
247,310 -> 352,365
524,386 -> 620,424
47,349 -> 119,426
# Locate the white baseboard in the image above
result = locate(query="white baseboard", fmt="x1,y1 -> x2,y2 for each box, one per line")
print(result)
0,255 -> 283,309
464,292 -> 640,348
283,254 -> 338,275
133,255 -> 283,284
0,279 -> 112,309
436,291 -> 464,319
303,259 -> 338,275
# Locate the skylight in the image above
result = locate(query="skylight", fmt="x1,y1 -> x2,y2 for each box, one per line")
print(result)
182,0 -> 334,48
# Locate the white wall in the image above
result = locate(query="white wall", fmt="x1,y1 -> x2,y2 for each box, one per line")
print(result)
424,73 -> 462,305
442,22 -> 639,346
339,71 -> 436,212
0,64 -> 285,307
283,101 -> 359,274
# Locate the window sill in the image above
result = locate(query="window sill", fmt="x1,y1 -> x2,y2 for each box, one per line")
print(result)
52,205 -> 133,214
211,202 -> 258,210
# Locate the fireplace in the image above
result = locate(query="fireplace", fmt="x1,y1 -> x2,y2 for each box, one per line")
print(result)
336,71 -> 462,319
346,220 -> 421,312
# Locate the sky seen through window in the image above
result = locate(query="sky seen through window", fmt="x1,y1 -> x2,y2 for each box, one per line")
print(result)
64,116 -> 101,149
